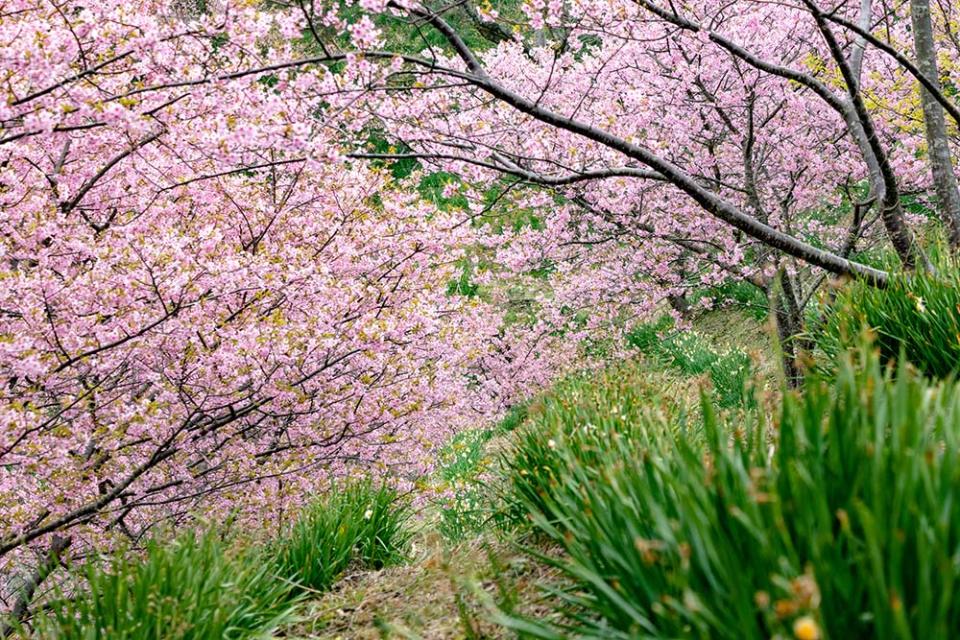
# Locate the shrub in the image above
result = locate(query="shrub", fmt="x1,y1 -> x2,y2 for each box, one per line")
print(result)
819,262 -> 960,379
498,345 -> 960,639
31,531 -> 301,640
269,480 -> 411,594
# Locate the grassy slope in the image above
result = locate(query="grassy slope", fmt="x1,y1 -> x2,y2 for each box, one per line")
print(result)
285,309 -> 773,639
692,307 -> 778,378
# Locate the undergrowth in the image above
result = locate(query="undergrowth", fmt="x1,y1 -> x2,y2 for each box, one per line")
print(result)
436,403 -> 530,542
496,343 -> 960,639
22,480 -> 411,639
627,316 -> 753,407
818,260 -> 960,379
269,480 -> 412,594
29,531 -> 301,640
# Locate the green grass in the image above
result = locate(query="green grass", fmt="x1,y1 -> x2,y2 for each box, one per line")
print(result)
19,481 -> 412,639
819,260 -> 960,379
439,429 -> 495,485
30,530 -> 301,640
497,343 -> 960,639
436,429 -> 496,542
627,316 -> 753,407
497,403 -> 530,435
269,480 -> 412,595
497,365 -> 692,531
434,403 -> 532,542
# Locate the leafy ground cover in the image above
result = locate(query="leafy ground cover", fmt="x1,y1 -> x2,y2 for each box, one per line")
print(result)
496,342 -> 960,639
627,313 -> 760,408
14,481 -> 412,639
29,532 -> 302,640
817,255 -> 960,379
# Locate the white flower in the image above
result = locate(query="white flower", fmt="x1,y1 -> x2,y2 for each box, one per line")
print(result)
916,296 -> 927,313
363,509 -> 373,520
547,439 -> 557,449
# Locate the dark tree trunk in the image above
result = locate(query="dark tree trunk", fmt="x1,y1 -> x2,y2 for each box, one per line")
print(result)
772,272 -> 810,389
0,535 -> 71,638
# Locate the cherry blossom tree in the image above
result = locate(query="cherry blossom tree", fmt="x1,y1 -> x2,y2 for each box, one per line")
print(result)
5,0 -> 960,622
317,0 -> 960,379
0,1 -> 580,620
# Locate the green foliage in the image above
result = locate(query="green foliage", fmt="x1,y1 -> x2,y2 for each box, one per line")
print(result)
498,345 -> 960,639
435,429 -> 497,541
25,482 -> 411,638
497,403 -> 529,434
297,0 -> 525,64
434,404 -> 532,541
627,317 -> 753,408
269,480 -> 412,593
625,314 -> 674,353
707,349 -> 753,408
438,483 -> 490,543
418,172 -> 470,211
439,429 -> 495,484
498,366 -> 690,530
691,280 -> 769,320
661,332 -> 721,376
357,133 -> 419,179
32,531 -> 301,640
819,261 -> 960,379
437,489 -> 484,542
446,259 -> 481,298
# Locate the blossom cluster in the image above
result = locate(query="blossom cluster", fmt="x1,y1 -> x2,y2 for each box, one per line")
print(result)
0,0 -> 579,577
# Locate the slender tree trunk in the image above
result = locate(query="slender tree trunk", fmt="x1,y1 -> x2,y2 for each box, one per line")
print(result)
911,0 -> 960,247
849,0 -> 872,85
772,271 -> 810,389
774,291 -> 801,388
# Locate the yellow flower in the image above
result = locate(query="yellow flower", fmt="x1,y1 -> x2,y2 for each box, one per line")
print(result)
793,615 -> 820,640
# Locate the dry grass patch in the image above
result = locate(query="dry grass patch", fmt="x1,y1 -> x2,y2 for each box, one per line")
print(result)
285,530 -> 562,639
